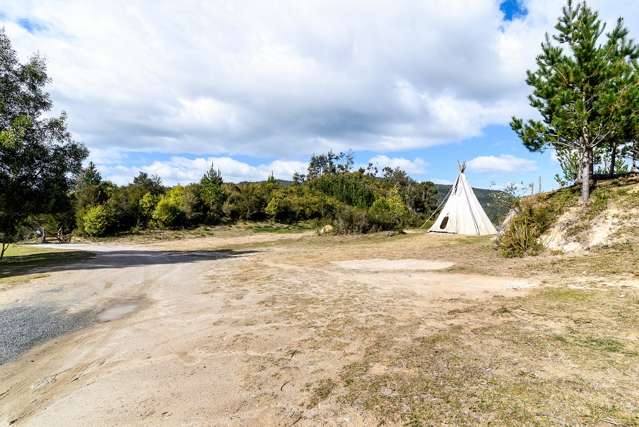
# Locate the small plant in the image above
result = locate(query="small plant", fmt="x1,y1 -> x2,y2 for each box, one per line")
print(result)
497,201 -> 547,257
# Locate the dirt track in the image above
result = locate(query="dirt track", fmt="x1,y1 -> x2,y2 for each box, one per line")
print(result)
1,232 -> 539,426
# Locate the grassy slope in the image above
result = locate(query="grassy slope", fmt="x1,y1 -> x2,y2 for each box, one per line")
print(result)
508,175 -> 639,253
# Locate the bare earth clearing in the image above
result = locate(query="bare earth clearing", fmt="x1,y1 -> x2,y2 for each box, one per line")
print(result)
0,231 -> 638,426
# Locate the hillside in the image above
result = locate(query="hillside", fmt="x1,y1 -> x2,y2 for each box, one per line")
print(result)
500,175 -> 639,256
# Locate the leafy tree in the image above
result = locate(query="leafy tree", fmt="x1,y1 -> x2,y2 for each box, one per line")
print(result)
153,186 -> 187,227
222,182 -> 273,221
132,172 -> 163,195
0,31 -> 87,258
381,167 -> 438,216
139,192 -> 160,224
511,1 -> 639,201
73,162 -> 111,232
307,150 -> 354,179
152,184 -> 204,228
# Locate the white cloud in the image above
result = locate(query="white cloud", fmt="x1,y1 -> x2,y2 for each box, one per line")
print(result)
1,0 -> 637,159
367,155 -> 427,175
467,154 -> 537,173
100,156 -> 306,186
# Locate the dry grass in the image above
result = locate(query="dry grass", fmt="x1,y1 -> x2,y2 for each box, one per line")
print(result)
233,232 -> 639,425
335,281 -> 638,425
3,227 -> 637,425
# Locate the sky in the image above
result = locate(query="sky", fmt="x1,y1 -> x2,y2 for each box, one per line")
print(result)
1,0 -> 638,190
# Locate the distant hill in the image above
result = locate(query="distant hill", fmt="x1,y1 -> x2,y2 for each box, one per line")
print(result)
434,184 -> 506,224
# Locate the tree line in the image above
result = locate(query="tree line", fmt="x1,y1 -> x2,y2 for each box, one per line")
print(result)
13,153 -> 441,243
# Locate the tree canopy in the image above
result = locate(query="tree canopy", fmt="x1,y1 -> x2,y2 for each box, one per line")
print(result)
0,30 -> 87,258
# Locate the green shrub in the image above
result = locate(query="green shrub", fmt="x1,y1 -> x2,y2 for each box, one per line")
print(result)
332,206 -> 372,234
139,192 -> 159,223
266,187 -> 339,224
367,189 -> 408,230
153,186 -> 187,227
308,172 -> 376,208
151,185 -> 205,228
222,183 -> 272,221
82,205 -> 112,237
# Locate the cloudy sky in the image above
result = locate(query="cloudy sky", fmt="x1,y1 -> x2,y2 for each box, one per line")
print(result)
2,0 -> 638,189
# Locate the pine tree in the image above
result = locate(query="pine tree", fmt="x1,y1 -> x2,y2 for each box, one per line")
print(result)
200,163 -> 225,223
511,1 -> 638,201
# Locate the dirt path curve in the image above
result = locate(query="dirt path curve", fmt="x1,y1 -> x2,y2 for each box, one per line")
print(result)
0,237 -> 287,426
0,234 -> 534,426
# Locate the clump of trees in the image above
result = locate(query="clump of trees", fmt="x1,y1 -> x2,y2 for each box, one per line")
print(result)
67,150 -> 439,237
512,0 -> 639,202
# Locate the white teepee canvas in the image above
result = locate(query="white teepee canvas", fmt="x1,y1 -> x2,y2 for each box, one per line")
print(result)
429,162 -> 497,236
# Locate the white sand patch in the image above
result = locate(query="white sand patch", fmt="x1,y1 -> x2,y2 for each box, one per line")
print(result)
332,258 -> 454,272
98,303 -> 138,321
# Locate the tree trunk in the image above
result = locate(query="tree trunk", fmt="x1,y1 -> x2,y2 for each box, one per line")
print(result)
609,143 -> 617,177
0,242 -> 8,261
581,147 -> 593,202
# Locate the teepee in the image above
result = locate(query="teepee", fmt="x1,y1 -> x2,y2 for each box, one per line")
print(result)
429,162 -> 497,236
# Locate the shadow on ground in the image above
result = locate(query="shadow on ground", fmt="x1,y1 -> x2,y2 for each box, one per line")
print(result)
0,248 -> 258,279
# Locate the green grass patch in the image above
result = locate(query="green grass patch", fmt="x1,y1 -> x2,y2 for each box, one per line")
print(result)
542,287 -> 593,302
0,245 -> 93,278
555,334 -> 627,354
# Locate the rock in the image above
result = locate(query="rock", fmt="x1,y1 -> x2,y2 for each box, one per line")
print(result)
319,224 -> 334,235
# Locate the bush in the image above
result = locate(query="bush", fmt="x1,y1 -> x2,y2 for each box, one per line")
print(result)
497,200 -> 552,257
82,205 -> 111,237
367,189 -> 408,231
266,187 -> 339,223
223,183 -> 273,221
139,192 -> 159,224
308,172 -> 376,208
151,185 -> 205,228
332,206 -> 372,234
153,186 -> 187,227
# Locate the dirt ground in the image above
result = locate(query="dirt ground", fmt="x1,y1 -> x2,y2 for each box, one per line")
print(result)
0,231 -> 637,426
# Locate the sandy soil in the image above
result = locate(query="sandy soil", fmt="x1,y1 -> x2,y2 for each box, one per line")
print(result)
0,231 -> 580,426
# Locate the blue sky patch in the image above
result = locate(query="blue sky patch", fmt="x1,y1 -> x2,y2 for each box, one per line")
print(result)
17,17 -> 48,33
500,0 -> 528,21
